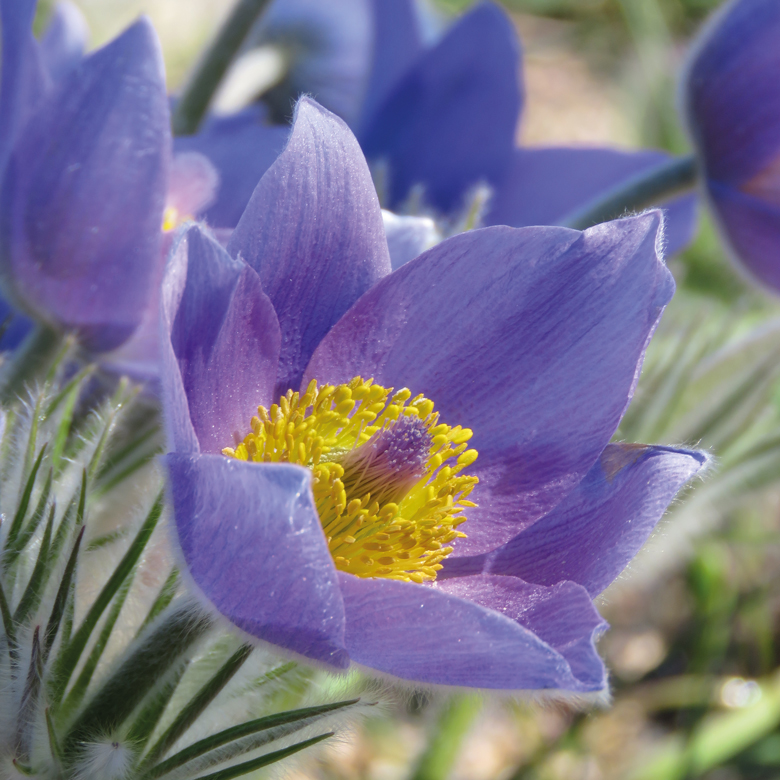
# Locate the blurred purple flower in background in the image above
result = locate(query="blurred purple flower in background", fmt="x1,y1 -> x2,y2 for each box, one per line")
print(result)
684,0 -> 780,291
162,98 -> 706,690
0,0 -> 170,354
180,0 -> 697,259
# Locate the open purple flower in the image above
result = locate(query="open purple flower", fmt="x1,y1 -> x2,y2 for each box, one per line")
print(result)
161,97 -> 705,690
683,0 -> 780,291
181,0 -> 696,259
0,0 -> 170,353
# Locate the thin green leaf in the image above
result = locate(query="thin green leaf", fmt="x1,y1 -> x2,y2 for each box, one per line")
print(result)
0,576 -> 17,660
59,570 -> 136,718
95,422 -> 159,482
50,366 -> 93,471
137,569 -> 179,636
93,448 -> 164,498
187,733 -> 334,780
140,644 -> 254,769
4,467 -> 53,571
22,393 -> 44,478
48,492 -> 164,705
45,708 -> 65,772
44,363 -> 94,419
13,502 -> 56,624
6,444 -> 47,550
85,528 -> 130,552
146,699 -> 360,779
43,526 -> 85,663
125,661 -> 189,751
62,605 -> 212,752
16,627 -> 43,761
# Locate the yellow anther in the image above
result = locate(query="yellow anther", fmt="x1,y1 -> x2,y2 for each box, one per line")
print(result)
223,377 -> 478,582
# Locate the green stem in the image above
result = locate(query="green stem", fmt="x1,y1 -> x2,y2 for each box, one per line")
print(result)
559,153 -> 699,231
172,0 -> 274,136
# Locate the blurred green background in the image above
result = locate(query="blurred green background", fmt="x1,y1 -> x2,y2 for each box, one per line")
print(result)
53,0 -> 780,778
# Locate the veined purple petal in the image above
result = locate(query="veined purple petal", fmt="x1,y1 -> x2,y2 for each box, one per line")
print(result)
436,575 -> 607,689
485,147 -> 698,256
684,0 -> 780,186
0,18 -> 170,351
166,453 -> 348,667
40,1 -> 89,80
444,444 -> 706,597
165,225 -> 281,455
359,2 -> 522,213
174,107 -> 289,229
305,213 -> 673,555
339,573 -> 601,690
0,0 -> 49,172
228,97 -> 390,396
358,0 -> 422,134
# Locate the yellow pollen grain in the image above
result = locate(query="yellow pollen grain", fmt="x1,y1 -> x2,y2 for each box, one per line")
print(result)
223,377 -> 478,583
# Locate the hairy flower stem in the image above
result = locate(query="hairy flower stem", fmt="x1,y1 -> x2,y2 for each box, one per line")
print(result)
172,0 -> 274,136
560,153 -> 699,231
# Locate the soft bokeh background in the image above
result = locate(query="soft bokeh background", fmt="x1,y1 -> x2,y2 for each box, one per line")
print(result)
50,0 -> 780,777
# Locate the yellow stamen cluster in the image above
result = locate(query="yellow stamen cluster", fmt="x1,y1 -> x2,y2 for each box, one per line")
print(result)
223,377 -> 479,583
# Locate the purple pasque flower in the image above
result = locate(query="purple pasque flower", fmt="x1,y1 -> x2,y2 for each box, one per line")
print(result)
162,97 -> 706,690
182,0 -> 696,259
0,0 -> 170,353
683,0 -> 780,291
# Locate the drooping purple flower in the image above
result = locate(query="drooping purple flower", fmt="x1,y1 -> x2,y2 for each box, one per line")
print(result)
161,97 -> 706,690
683,0 -> 780,291
182,0 -> 696,258
0,0 -> 171,353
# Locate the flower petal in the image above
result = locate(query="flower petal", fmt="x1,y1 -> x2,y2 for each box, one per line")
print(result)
305,212 -> 673,555
684,0 -> 780,186
166,453 -> 348,668
339,572 -> 601,690
359,1 -> 522,213
436,574 -> 607,690
0,0 -> 49,171
0,18 -> 170,351
228,97 -> 390,395
445,444 -> 705,597
485,147 -> 699,256
40,1 -> 89,80
382,209 -> 440,270
163,225 -> 281,455
173,107 -> 290,229
707,181 -> 780,291
358,0 -> 422,134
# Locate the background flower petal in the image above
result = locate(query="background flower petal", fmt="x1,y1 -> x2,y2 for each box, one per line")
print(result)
165,225 -> 281,455
305,213 -> 673,555
40,1 -> 89,81
0,18 -> 170,351
166,453 -> 348,667
436,574 -> 607,690
174,106 -> 290,229
0,0 -> 49,172
359,1 -> 522,213
339,573 -> 600,690
485,147 -> 698,256
382,209 -> 440,270
228,97 -> 390,396
358,0 -> 422,135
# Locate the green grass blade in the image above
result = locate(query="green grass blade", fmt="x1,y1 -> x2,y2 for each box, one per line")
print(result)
48,492 -> 164,704
62,606 -> 212,752
137,569 -> 179,637
13,502 -> 56,624
147,699 -> 360,779
0,576 -> 17,660
49,367 -> 93,472
45,708 -> 65,772
43,526 -> 85,663
187,733 -> 334,780
140,644 -> 254,769
16,627 -> 43,760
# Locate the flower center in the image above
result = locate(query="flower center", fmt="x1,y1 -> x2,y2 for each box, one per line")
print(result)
223,376 -> 478,583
